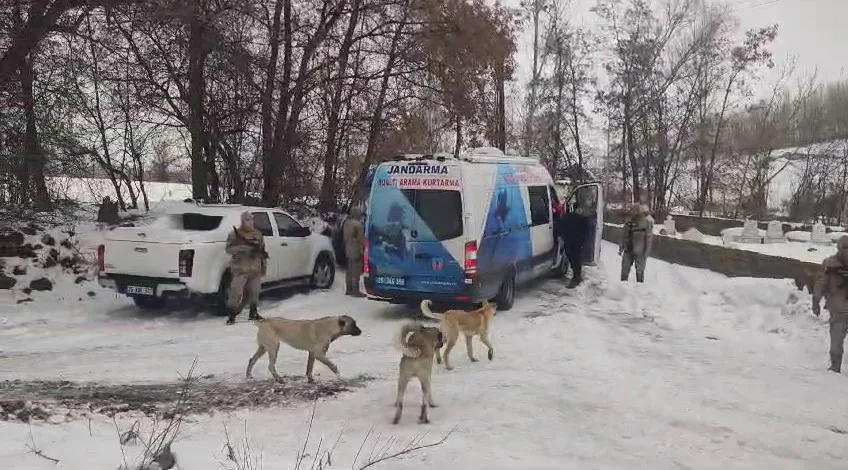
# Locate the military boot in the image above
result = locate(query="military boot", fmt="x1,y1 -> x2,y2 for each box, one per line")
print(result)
829,353 -> 842,373
225,306 -> 240,325
248,304 -> 264,321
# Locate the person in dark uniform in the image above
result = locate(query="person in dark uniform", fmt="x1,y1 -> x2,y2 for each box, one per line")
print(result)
558,199 -> 589,288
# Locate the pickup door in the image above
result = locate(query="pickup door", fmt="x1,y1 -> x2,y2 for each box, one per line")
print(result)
272,212 -> 311,279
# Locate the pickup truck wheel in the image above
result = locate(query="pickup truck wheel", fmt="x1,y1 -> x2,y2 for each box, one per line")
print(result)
132,296 -> 166,310
311,253 -> 335,289
493,269 -> 516,311
214,272 -> 232,316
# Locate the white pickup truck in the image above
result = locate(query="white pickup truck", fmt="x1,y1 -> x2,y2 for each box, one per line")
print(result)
97,204 -> 336,313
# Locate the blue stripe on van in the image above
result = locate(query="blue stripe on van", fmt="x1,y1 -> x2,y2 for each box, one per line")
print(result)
477,164 -> 533,276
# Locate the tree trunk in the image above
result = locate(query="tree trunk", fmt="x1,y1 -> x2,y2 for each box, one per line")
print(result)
495,61 -> 507,152
354,0 -> 410,203
454,117 -> 463,157
19,54 -> 50,210
187,8 -> 208,200
318,0 -> 361,212
260,0 -> 284,173
524,0 -> 542,158
624,95 -> 640,202
698,74 -> 735,216
262,0 -> 293,206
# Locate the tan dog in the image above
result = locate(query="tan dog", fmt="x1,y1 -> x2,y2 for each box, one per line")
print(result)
420,299 -> 496,370
246,315 -> 362,383
393,322 -> 444,424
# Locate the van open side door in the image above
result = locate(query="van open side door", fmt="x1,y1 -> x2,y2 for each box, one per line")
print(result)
565,182 -> 604,266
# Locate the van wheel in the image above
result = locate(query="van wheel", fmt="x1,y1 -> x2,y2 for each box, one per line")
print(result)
214,272 -> 232,316
132,296 -> 166,310
494,270 -> 516,311
311,253 -> 335,289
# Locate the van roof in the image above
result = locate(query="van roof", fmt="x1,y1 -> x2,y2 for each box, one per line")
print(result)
379,147 -> 544,166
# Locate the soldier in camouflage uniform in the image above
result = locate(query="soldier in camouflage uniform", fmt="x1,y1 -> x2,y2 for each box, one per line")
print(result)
343,205 -> 366,297
224,211 -> 268,325
812,235 -> 848,373
619,203 -> 654,283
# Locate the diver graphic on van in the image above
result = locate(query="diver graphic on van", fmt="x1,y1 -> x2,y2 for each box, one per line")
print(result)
369,202 -> 410,260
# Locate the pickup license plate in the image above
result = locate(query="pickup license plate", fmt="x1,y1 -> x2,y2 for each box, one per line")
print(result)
374,276 -> 406,287
126,285 -> 154,296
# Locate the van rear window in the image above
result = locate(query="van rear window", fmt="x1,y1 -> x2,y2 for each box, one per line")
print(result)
402,189 -> 463,241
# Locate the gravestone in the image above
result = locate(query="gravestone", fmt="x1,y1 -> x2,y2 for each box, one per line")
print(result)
682,227 -> 704,243
663,215 -> 677,236
764,220 -> 786,243
811,220 -> 830,245
737,219 -> 762,244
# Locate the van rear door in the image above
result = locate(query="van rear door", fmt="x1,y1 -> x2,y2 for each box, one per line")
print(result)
407,188 -> 465,294
565,183 -> 604,265
366,161 -> 466,295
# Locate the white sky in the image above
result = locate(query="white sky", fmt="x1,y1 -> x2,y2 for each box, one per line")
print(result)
505,0 -> 848,101
498,0 -> 848,154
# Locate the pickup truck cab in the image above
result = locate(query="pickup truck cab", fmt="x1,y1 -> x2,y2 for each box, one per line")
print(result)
97,203 -> 335,313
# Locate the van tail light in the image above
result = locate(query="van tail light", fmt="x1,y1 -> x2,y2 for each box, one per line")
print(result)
464,241 -> 477,282
97,244 -> 105,272
363,239 -> 369,274
179,249 -> 195,277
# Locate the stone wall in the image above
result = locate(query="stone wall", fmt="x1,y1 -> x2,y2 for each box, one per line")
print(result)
604,210 -> 839,237
602,224 -> 819,293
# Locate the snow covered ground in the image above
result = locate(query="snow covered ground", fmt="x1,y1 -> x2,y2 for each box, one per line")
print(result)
652,223 -> 841,264
47,177 -> 192,207
1,242 -> 847,469
699,234 -> 837,264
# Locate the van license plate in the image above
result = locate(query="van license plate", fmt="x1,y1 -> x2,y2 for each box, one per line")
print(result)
127,285 -> 154,296
374,276 -> 406,287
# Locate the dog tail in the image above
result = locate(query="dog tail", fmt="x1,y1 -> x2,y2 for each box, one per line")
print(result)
394,322 -> 422,358
419,300 -> 444,321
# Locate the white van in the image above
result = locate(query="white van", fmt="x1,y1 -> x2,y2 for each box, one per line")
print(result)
363,147 -> 603,310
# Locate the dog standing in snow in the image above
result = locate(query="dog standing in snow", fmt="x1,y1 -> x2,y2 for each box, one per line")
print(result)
420,299 -> 497,370
245,315 -> 362,383
393,322 -> 443,424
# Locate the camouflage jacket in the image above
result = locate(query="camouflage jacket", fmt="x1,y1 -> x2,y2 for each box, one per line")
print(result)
814,255 -> 848,316
342,217 -> 364,261
620,215 -> 654,257
226,227 -> 268,275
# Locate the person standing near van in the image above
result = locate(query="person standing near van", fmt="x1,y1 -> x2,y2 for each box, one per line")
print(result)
343,205 -> 366,297
812,235 -> 848,373
225,211 -> 267,325
559,201 -> 589,288
619,203 -> 653,283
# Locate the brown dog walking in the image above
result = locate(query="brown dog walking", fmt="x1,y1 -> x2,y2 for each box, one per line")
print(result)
245,315 -> 362,382
420,300 -> 497,370
393,322 -> 444,424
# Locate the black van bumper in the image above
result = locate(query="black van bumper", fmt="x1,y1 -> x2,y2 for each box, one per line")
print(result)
363,276 -> 496,308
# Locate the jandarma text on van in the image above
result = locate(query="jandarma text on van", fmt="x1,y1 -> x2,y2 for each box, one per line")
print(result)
386,165 -> 449,175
